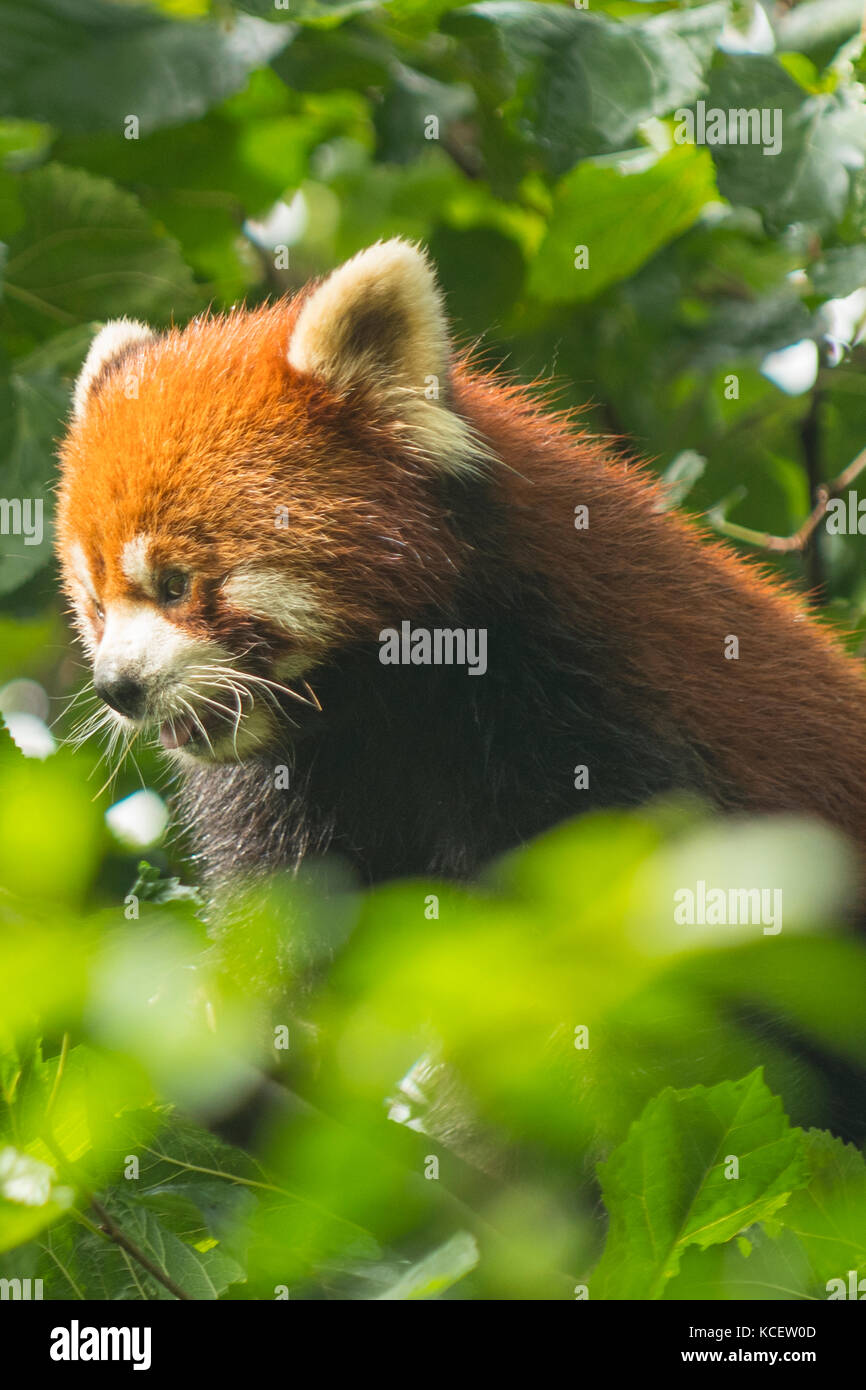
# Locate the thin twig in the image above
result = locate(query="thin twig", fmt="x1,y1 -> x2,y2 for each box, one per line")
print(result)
708,444 -> 866,554
89,1195 -> 191,1301
799,380 -> 826,599
41,1132 -> 191,1301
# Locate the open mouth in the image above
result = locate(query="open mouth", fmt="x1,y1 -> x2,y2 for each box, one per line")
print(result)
159,715 -> 198,750
158,707 -> 230,752
151,677 -> 321,756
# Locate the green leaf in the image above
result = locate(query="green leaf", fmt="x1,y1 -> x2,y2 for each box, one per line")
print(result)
115,1110 -> 261,1193
77,1197 -> 243,1299
234,0 -> 380,26
0,119 -> 51,173
0,366 -> 67,595
0,1113 -> 257,1298
529,145 -> 717,303
429,223 -> 525,336
691,290 -> 814,366
446,1 -> 727,175
592,1071 -> 809,1299
374,64 -> 476,165
129,862 -> 203,909
775,0 -> 863,66
1,163 -> 200,341
776,1129 -> 866,1292
706,56 -> 866,232
383,0 -> 469,29
0,0 -> 290,135
53,72 -> 361,301
271,26 -> 391,93
811,244 -> 866,298
136,1181 -> 255,1253
377,1231 -> 479,1299
665,1128 -> 866,1299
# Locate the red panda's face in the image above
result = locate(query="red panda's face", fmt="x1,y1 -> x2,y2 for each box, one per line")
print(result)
56,240 -> 486,765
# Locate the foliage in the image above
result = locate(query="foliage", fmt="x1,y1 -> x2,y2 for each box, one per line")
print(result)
1,733 -> 865,1298
1,0 -> 866,1299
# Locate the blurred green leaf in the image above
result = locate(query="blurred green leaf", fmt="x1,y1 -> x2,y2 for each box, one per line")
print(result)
446,1 -> 726,175
374,63 -> 475,165
53,70 -> 357,299
129,861 -> 204,909
0,1147 -> 73,1253
707,56 -> 866,232
377,1231 -> 479,1299
811,244 -> 866,298
0,739 -> 102,908
778,1129 -> 866,1291
775,0 -> 863,66
0,0 -> 865,1308
234,0 -> 380,27
0,0 -> 290,135
1,163 -> 201,342
0,366 -> 67,595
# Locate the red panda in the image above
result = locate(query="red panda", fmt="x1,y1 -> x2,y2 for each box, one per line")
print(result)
56,238 -> 866,894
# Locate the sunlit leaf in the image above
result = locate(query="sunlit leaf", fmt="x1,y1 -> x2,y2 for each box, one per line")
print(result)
592,1071 -> 808,1299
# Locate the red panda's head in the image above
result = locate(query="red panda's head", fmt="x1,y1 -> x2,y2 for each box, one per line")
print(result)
56,240 -> 488,764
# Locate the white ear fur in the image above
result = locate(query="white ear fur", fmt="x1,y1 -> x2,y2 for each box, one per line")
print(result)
287,239 -> 485,475
73,318 -> 155,420
289,239 -> 448,390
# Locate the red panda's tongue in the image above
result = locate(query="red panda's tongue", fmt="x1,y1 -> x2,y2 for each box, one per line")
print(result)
159,717 -> 194,750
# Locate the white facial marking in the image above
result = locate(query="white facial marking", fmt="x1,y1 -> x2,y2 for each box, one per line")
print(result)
66,545 -> 101,654
92,600 -> 278,762
222,568 -> 333,645
93,600 -> 272,761
121,534 -> 156,596
70,542 -> 98,603
97,601 -> 227,710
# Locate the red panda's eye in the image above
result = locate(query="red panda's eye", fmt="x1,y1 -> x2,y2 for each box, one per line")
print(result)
94,601 -> 104,622
160,570 -> 189,604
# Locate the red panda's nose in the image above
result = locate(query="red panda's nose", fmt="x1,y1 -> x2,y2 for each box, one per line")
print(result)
94,671 -> 147,719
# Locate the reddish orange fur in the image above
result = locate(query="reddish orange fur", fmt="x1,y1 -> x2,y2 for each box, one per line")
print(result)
58,301 -> 468,643
57,293 -> 866,864
455,365 -> 866,846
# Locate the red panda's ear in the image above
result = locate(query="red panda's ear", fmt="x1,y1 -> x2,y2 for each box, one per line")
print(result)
73,318 -> 156,421
288,239 -> 448,391
288,239 -> 486,474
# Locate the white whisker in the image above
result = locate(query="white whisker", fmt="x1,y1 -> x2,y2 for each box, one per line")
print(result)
188,662 -> 320,710
177,694 -> 215,759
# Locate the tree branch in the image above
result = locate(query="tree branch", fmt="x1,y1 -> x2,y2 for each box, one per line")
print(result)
708,444 -> 866,558
799,380 -> 826,600
441,126 -> 484,180
88,1194 -> 191,1301
41,1131 -> 190,1301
